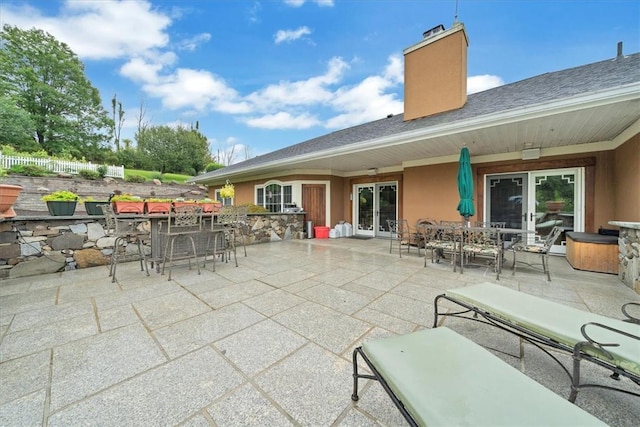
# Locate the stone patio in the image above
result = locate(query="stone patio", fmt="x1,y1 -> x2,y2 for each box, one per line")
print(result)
1,237 -> 638,426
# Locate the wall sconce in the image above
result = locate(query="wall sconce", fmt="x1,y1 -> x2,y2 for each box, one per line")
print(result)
521,148 -> 540,160
367,168 -> 378,176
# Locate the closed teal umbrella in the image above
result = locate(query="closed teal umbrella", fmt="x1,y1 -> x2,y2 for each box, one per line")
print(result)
456,146 -> 475,222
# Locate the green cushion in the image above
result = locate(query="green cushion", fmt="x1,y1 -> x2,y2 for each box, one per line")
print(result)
447,283 -> 640,376
362,327 -> 605,426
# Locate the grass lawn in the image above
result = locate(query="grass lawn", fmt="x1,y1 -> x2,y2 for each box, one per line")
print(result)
125,169 -> 193,184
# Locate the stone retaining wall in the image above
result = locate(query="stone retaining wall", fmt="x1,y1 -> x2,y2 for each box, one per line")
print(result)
0,213 -> 305,280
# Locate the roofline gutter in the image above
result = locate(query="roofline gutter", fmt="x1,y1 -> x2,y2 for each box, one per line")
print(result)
190,83 -> 640,184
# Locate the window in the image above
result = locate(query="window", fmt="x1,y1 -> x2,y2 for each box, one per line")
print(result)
214,190 -> 233,206
256,183 -> 292,212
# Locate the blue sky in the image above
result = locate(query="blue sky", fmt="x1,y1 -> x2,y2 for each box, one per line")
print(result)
1,0 -> 639,164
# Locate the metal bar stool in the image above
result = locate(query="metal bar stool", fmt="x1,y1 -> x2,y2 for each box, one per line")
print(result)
100,204 -> 150,283
159,205 -> 203,281
203,208 -> 238,272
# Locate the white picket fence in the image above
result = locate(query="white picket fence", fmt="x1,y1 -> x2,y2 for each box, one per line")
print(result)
0,152 -> 125,179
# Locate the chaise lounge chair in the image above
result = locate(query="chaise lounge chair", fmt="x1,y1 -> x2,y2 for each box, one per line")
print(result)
351,327 -> 606,426
433,283 -> 640,402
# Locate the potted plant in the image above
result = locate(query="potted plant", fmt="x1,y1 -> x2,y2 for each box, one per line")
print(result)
219,181 -> 235,199
145,197 -> 172,214
81,196 -> 109,216
198,198 -> 221,213
0,168 -> 23,218
42,190 -> 79,216
172,197 -> 199,209
110,193 -> 144,214
545,190 -> 565,212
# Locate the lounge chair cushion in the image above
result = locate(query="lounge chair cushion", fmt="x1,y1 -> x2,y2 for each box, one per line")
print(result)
361,327 -> 605,426
447,283 -> 640,376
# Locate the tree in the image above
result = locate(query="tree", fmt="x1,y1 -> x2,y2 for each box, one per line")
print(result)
0,25 -> 112,159
136,125 -> 210,175
111,94 -> 125,151
0,95 -> 38,151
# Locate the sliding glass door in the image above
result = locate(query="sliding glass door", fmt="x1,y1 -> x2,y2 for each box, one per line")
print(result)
486,168 -> 583,254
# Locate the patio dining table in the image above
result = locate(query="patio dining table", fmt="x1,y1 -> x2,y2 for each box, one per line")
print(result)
416,223 -> 535,277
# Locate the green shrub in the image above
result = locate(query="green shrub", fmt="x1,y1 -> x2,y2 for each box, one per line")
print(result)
9,164 -> 51,176
150,172 -> 163,181
42,190 -> 79,201
124,174 -> 146,183
97,165 -> 108,178
239,203 -> 268,213
78,169 -> 100,180
205,162 -> 224,172
110,193 -> 142,202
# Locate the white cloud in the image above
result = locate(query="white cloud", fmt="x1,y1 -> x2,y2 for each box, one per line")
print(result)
178,33 -> 211,51
1,0 -> 171,60
274,26 -> 312,44
283,0 -> 334,6
143,68 -> 240,111
245,57 -> 348,110
244,112 -> 321,129
325,55 -> 404,128
467,74 -> 504,94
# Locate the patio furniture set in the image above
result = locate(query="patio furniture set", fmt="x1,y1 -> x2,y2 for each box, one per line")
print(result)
101,204 -> 248,282
387,218 -> 561,281
352,282 -> 640,426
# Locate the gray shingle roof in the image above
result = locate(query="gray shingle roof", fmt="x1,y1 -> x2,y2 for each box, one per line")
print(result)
196,52 -> 639,181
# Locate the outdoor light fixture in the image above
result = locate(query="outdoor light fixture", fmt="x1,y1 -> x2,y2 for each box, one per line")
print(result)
367,168 -> 378,176
522,148 -> 540,160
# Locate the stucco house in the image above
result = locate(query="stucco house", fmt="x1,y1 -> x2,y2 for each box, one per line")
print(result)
190,22 -> 640,252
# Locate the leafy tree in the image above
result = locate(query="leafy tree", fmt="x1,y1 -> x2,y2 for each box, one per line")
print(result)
0,25 -> 113,159
137,125 -> 210,175
0,95 -> 38,151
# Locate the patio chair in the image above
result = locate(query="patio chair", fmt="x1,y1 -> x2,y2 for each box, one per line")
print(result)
458,226 -> 502,279
159,204 -> 203,280
202,206 -> 238,271
433,283 -> 640,403
387,219 -> 415,257
100,203 -> 150,283
414,221 -> 439,267
234,205 -> 249,257
510,225 -> 563,281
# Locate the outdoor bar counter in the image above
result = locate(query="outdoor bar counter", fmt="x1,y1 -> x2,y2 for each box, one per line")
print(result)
609,221 -> 640,293
0,212 -> 306,279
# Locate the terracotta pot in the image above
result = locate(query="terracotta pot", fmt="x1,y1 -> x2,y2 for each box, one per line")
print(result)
0,184 -> 23,218
112,201 -> 144,214
199,202 -> 222,213
145,201 -> 172,214
545,200 -> 565,212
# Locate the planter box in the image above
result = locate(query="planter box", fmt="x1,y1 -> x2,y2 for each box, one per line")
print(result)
85,201 -> 108,216
173,202 -> 199,210
145,201 -> 172,215
199,202 -> 222,213
112,201 -> 144,214
46,200 -> 77,216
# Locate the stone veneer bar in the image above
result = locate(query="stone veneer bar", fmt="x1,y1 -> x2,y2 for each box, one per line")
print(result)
0,213 -> 306,280
609,221 -> 640,293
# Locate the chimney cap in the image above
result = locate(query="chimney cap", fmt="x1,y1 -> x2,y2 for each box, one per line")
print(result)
423,24 -> 445,40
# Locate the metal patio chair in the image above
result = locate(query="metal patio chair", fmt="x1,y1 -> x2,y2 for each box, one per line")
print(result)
159,204 -> 202,280
203,206 -> 238,271
100,203 -> 150,283
510,225 -> 563,281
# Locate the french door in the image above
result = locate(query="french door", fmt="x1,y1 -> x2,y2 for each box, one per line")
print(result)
485,168 -> 583,254
354,182 -> 398,238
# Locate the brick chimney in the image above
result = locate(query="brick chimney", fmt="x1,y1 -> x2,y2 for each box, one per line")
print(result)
403,22 -> 469,121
